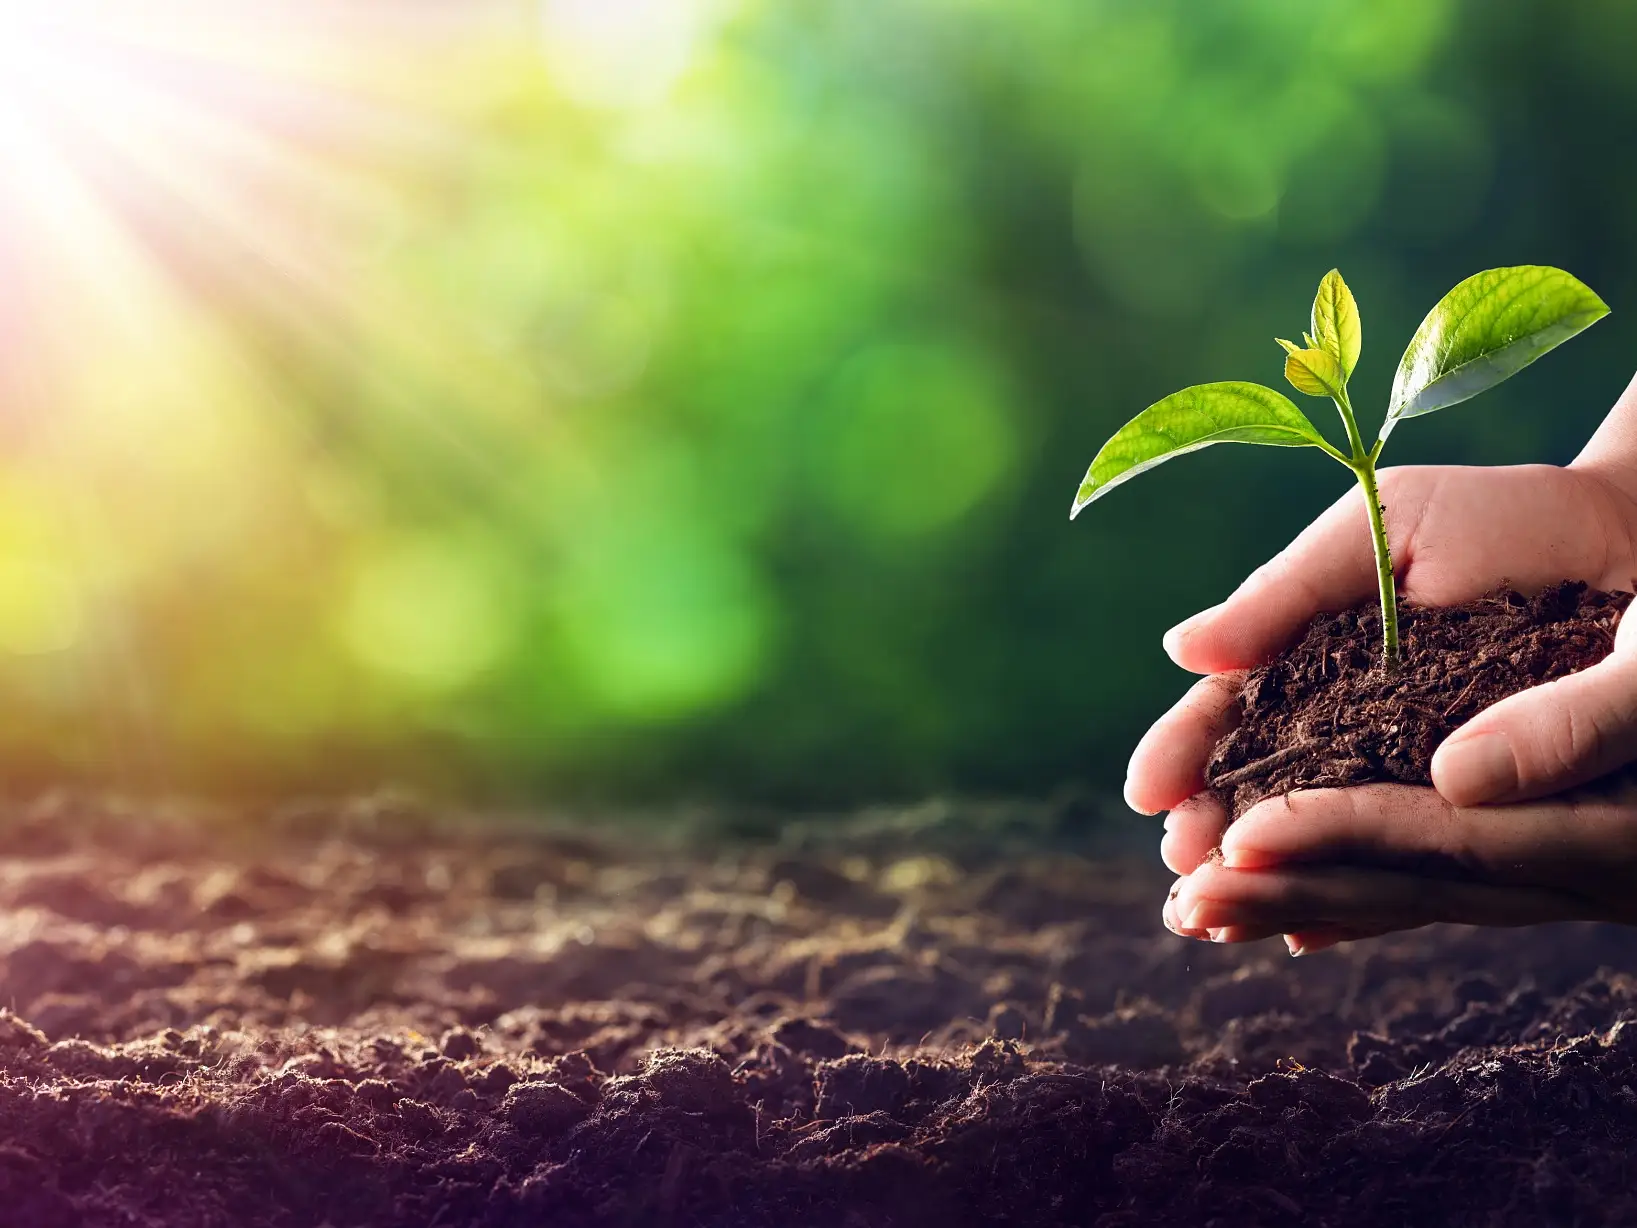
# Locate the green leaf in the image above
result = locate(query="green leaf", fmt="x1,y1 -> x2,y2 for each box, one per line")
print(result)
1276,341 -> 1346,399
1310,269 -> 1362,379
1381,266 -> 1608,443
1071,382 -> 1333,518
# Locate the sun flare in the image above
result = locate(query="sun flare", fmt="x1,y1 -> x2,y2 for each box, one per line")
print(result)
0,2 -> 428,381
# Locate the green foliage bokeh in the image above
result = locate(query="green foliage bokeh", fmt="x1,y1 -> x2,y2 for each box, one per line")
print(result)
3,0 -> 1635,804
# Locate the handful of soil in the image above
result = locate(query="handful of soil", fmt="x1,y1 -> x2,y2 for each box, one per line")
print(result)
1206,580 -> 1632,819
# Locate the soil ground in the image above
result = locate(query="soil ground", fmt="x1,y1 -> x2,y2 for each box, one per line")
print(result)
1,792 -> 1635,1227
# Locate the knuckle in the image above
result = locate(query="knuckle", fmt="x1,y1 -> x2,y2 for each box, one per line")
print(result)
1562,705 -> 1607,774
1336,786 -> 1369,830
1544,675 -> 1637,782
1503,702 -> 1589,789
1281,787 -> 1359,846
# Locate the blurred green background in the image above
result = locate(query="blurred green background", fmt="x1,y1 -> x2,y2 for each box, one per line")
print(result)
0,0 -> 1633,804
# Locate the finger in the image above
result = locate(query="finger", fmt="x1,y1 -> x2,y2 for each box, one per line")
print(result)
1211,923 -> 1375,949
1160,792 -> 1230,875
1178,922 -> 1385,950
1285,929 -> 1341,956
1283,925 -> 1388,956
1432,609 -> 1637,806
1174,861 -> 1581,935
1219,785 -> 1637,889
1126,673 -> 1245,815
1162,484 -> 1389,674
1163,878 -> 1209,938
1210,923 -> 1290,943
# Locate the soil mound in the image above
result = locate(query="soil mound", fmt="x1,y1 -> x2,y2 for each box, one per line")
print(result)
1207,581 -> 1631,818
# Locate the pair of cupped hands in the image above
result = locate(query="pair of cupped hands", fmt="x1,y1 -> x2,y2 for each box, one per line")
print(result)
1126,456 -> 1637,955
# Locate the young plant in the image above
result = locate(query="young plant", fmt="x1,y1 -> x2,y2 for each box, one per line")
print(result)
1070,267 -> 1609,667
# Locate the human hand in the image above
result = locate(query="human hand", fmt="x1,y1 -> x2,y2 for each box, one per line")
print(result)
1124,458 -> 1637,950
1164,773 -> 1637,951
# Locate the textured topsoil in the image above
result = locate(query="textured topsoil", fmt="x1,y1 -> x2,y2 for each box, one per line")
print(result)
0,792 -> 1635,1227
1208,582 -> 1632,817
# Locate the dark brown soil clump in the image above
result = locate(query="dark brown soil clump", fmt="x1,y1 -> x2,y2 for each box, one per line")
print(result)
1207,581 -> 1632,818
3,793 -> 1637,1226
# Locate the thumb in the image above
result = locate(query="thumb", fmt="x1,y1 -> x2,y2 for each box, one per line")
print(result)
1432,607 -> 1637,806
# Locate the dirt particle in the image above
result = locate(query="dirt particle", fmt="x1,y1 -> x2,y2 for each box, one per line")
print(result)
770,1016 -> 857,1060
1064,999 -> 1185,1068
639,1048 -> 737,1112
783,1110 -> 907,1161
828,963 -> 965,1037
501,1080 -> 590,1135
440,1027 -> 482,1060
815,1054 -> 910,1119
969,1037 -> 1027,1080
0,1011 -> 45,1053
1043,982 -> 1085,1034
1604,1018 -> 1637,1060
986,1002 -> 1029,1041
314,1120 -> 377,1157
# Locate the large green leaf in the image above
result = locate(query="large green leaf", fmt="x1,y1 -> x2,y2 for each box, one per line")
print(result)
1310,269 -> 1361,379
1380,266 -> 1608,443
1071,382 -> 1332,517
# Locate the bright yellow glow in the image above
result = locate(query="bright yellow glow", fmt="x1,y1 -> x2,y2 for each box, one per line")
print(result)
0,560 -> 81,656
0,2 -> 533,733
538,0 -> 706,108
0,3 -> 384,401
341,538 -> 517,692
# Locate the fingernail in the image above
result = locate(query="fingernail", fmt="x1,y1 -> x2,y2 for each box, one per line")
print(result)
1123,775 -> 1159,817
1181,902 -> 1213,930
1284,935 -> 1305,957
1163,886 -> 1185,930
1162,604 -> 1221,662
1221,846 -> 1273,870
1432,732 -> 1518,804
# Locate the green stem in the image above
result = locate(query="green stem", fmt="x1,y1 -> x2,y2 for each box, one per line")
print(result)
1333,389 -> 1399,669
1353,457 -> 1399,667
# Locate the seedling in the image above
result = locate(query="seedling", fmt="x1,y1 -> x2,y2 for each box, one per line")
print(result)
1070,267 -> 1609,667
